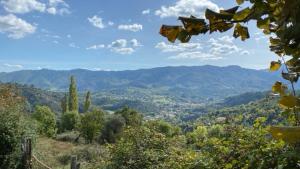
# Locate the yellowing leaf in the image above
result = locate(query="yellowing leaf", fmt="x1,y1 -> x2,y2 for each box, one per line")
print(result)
272,81 -> 286,95
269,61 -> 281,71
159,25 -> 182,43
236,0 -> 244,5
177,29 -> 191,43
233,23 -> 249,41
278,95 -> 299,108
233,7 -> 251,21
257,18 -> 270,30
178,16 -> 208,35
270,126 -> 300,144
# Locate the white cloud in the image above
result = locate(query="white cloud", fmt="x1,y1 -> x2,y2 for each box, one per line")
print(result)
218,35 -> 234,44
241,50 -> 250,55
86,44 -> 105,50
156,35 -> 249,60
0,14 -> 36,39
88,15 -> 105,29
130,39 -> 142,47
110,39 -> 127,48
47,0 -> 70,15
142,9 -> 150,14
1,0 -> 70,15
1,0 -> 46,14
209,37 -> 240,56
67,34 -> 71,38
118,23 -> 143,32
169,52 -> 221,60
52,40 -> 59,44
87,39 -> 141,55
108,39 -> 141,55
108,21 -> 114,26
47,7 -> 56,14
112,47 -> 134,55
69,43 -> 79,48
3,63 -> 23,69
49,0 -> 68,7
155,0 -> 219,18
155,42 -> 201,52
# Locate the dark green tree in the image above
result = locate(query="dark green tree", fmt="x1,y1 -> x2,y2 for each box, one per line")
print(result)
61,111 -> 80,131
115,107 -> 143,127
80,109 -> 104,143
84,91 -> 91,113
61,93 -> 69,113
69,76 -> 78,112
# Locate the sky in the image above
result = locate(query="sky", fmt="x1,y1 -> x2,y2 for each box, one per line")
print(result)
0,0 -> 277,72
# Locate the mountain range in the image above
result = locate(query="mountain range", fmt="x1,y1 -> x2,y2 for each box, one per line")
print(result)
0,65 -> 281,100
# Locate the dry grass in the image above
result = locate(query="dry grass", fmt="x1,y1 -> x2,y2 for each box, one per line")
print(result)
32,137 -> 110,169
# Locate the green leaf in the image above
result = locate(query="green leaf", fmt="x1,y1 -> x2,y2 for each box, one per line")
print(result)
257,18 -> 270,30
269,61 -> 281,71
233,7 -> 251,21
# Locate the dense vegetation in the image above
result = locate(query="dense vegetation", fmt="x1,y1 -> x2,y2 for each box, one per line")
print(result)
1,75 -> 300,168
2,0 -> 300,168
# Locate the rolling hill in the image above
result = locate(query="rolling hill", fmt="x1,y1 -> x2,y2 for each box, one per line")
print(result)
0,65 -> 281,100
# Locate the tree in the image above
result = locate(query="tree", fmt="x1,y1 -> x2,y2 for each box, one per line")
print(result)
61,111 -> 80,131
159,0 -> 300,142
0,85 -> 28,169
69,76 -> 78,112
99,115 -> 125,144
61,93 -> 69,113
115,107 -> 143,127
32,105 -> 57,137
80,109 -> 104,143
84,91 -> 91,113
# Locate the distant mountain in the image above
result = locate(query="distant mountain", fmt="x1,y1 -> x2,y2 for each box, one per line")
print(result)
0,65 -> 281,100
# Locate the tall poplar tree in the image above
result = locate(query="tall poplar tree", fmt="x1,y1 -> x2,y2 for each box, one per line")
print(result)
61,93 -> 69,113
69,76 -> 78,112
84,91 -> 91,113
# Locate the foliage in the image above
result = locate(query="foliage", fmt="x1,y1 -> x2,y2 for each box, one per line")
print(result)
61,93 -> 69,113
69,76 -> 79,112
100,115 -> 125,144
32,105 -> 57,137
80,109 -> 104,143
84,91 -> 91,113
61,111 -> 80,131
159,0 -> 300,143
0,85 -> 35,169
115,106 -> 143,127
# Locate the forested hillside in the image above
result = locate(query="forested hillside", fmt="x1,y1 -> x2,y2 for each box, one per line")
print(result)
0,65 -> 281,99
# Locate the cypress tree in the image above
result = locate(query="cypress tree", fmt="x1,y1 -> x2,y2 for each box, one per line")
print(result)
69,76 -> 78,112
84,91 -> 91,113
61,93 -> 69,113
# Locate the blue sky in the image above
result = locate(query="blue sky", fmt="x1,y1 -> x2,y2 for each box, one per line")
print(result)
0,0 -> 277,72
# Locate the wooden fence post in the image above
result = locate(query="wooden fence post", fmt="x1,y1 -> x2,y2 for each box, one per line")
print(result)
21,138 -> 32,169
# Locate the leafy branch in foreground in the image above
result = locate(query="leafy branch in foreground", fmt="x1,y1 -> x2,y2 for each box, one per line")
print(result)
159,0 -> 300,142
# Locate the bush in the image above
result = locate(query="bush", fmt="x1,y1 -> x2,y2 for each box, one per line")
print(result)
80,109 -> 104,143
61,111 -> 80,131
32,105 -> 57,137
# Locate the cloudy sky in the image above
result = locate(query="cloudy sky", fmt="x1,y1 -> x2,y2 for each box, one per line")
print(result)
0,0 -> 276,72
